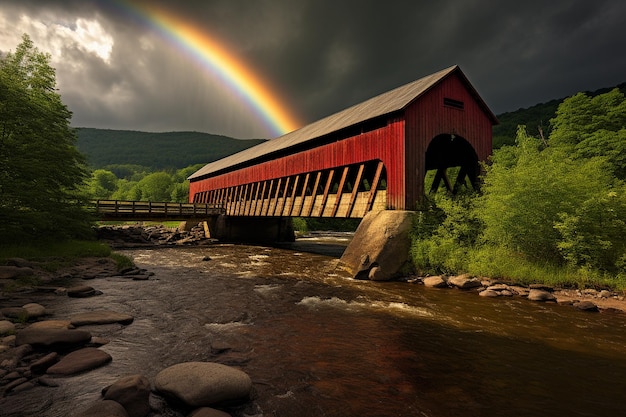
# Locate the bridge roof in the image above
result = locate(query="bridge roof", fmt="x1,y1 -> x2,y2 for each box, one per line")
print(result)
189,65 -> 494,180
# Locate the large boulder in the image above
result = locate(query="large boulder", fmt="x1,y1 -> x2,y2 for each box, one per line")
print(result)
154,362 -> 252,407
339,210 -> 415,281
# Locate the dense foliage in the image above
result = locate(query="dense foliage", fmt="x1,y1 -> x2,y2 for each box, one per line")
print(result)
412,88 -> 626,288
0,35 -> 92,243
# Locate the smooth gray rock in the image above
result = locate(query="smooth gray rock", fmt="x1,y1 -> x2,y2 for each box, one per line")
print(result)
0,320 -> 15,335
67,285 -> 96,298
448,274 -> 482,289
70,311 -> 134,326
15,328 -> 92,349
46,347 -> 112,375
22,303 -> 47,319
479,289 -> 500,297
30,352 -> 59,373
0,266 -> 33,279
189,407 -> 233,417
73,400 -> 129,417
103,374 -> 151,417
573,301 -> 599,312
423,276 -> 448,288
527,289 -> 556,302
154,362 -> 252,407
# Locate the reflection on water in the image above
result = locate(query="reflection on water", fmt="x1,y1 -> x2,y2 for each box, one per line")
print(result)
12,239 -> 626,417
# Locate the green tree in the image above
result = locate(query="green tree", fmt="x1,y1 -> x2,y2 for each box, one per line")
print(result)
550,89 -> 626,179
134,172 -> 173,201
0,35 -> 91,242
475,126 -> 612,263
85,169 -> 118,200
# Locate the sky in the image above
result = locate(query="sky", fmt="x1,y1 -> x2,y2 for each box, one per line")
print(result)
0,0 -> 625,139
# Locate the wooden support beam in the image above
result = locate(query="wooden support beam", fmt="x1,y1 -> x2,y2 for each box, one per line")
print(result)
270,178 -> 282,216
452,166 -> 468,194
232,186 -> 242,215
346,164 -> 365,218
318,169 -> 335,217
226,187 -> 234,215
276,176 -> 290,216
286,175 -> 300,216
249,181 -> 261,216
243,183 -> 253,215
365,161 -> 384,213
331,167 -> 349,217
256,180 -> 268,216
296,173 -> 310,217
429,168 -> 453,194
305,171 -> 322,217
263,179 -> 275,216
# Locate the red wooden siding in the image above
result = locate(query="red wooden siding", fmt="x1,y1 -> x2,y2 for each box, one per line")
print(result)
404,73 -> 493,207
189,117 -> 407,210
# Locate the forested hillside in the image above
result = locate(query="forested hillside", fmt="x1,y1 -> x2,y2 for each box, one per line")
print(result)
493,82 -> 626,148
75,128 -> 265,170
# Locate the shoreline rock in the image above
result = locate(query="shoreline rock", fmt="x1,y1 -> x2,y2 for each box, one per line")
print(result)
413,274 -> 626,314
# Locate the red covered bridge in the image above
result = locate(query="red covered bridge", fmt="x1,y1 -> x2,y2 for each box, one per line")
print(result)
188,65 -> 497,219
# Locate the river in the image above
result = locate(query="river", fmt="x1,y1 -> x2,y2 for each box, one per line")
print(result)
16,234 -> 626,417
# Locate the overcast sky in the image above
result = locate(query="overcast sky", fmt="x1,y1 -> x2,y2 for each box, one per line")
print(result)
1,0 -> 625,139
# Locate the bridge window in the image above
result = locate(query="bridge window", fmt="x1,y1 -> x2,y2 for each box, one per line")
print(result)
444,97 -> 464,110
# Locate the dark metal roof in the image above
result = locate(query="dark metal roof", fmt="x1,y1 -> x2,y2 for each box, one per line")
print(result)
189,65 -> 494,180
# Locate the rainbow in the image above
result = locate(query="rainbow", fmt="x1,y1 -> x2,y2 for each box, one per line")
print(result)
112,1 -> 301,137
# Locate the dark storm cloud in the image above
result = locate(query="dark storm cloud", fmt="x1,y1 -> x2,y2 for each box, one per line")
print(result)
1,0 -> 624,137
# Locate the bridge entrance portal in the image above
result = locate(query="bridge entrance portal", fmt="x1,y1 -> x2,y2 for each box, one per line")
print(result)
424,133 -> 479,195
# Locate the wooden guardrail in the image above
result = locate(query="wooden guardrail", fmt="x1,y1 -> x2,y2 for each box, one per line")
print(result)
93,200 -> 225,220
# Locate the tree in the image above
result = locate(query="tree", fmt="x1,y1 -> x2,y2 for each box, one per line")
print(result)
133,172 -> 174,202
85,169 -> 118,200
475,126 -> 613,263
0,34 -> 91,242
550,89 -> 626,179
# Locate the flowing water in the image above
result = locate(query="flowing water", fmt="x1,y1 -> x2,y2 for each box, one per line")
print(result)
10,235 -> 626,417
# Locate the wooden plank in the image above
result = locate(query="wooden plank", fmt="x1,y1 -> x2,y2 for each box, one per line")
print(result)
346,164 -> 365,218
331,167 -> 349,217
318,169 -> 335,217
365,161 -> 384,213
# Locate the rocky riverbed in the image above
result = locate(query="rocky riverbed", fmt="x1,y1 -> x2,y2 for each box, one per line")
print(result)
1,224 -> 625,416
0,229 -> 257,417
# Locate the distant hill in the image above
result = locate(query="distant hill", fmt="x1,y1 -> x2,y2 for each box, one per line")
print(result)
493,82 -> 626,148
75,128 -> 265,170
